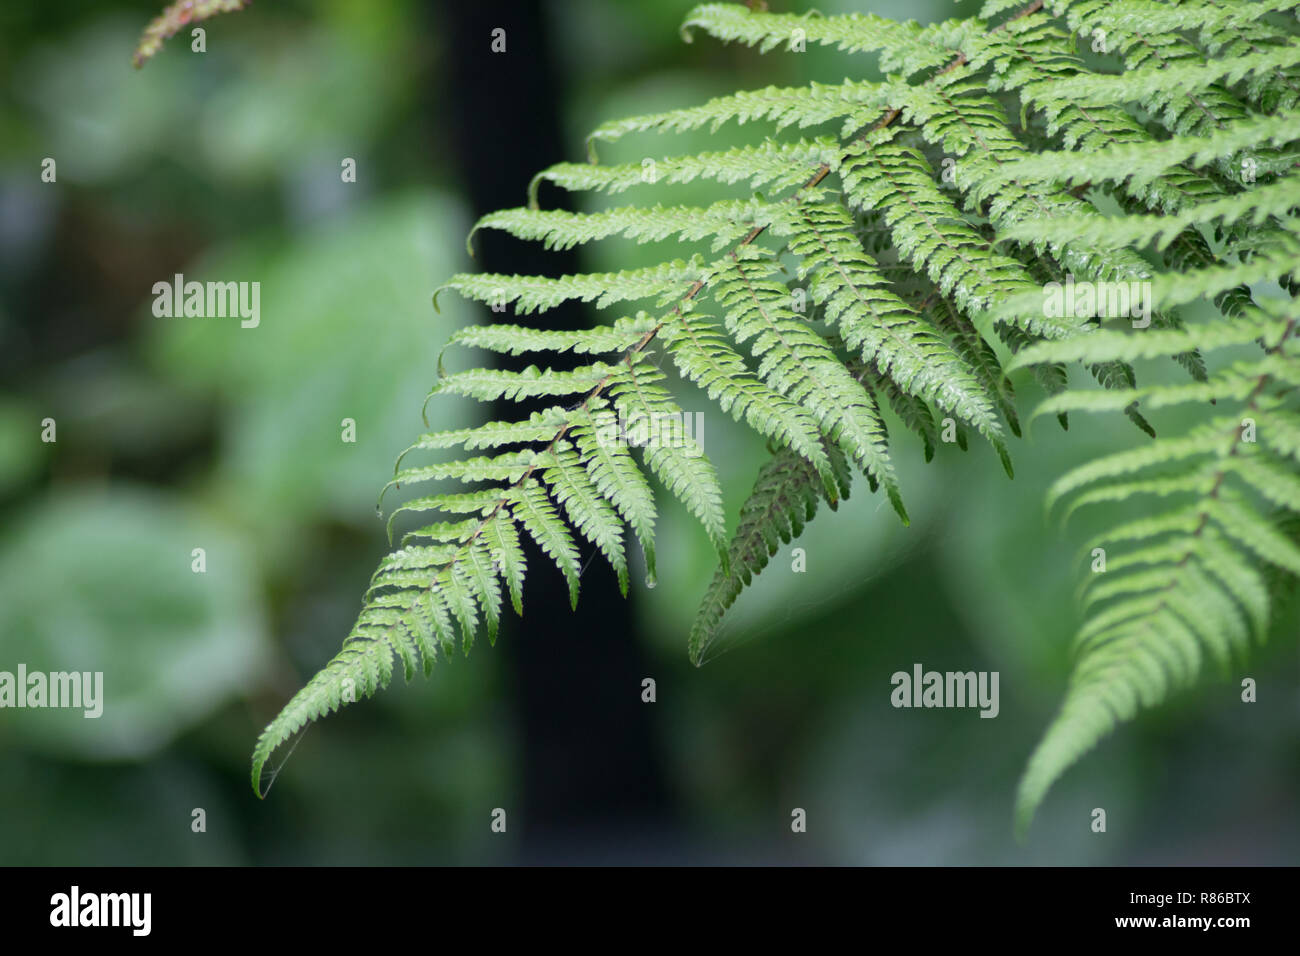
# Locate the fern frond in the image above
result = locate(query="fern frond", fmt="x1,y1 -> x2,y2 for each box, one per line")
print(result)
987,113 -> 1300,193
690,440 -> 851,664
605,355 -> 728,561
1014,304 -> 1300,836
1003,176 -> 1300,252
469,200 -> 791,254
711,246 -> 907,517
438,259 -> 709,314
530,139 -> 842,200
658,307 -> 837,496
431,363 -> 621,403
1036,45 -> 1300,108
787,201 -> 1011,469
841,131 -> 1079,337
251,0 -> 1300,832
570,407 -> 660,583
397,408 -> 570,459
543,441 -> 630,594
680,2 -> 954,75
509,477 -> 584,609
1006,315 -> 1287,368
986,227 -> 1300,326
1049,0 -> 1292,184
585,81 -> 896,156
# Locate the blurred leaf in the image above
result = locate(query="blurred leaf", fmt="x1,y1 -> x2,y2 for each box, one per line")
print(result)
17,20 -> 193,182
147,191 -> 476,534
0,398 -> 49,496
0,485 -> 271,759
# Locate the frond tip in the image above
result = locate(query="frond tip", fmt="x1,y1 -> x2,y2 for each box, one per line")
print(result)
690,441 -> 851,665
1013,308 -> 1300,837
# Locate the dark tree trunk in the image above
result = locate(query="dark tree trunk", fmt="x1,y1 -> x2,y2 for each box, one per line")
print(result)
434,0 -> 679,861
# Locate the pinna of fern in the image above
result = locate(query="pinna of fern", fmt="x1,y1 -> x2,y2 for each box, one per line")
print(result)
970,0 -> 1300,831
251,0 -> 1300,841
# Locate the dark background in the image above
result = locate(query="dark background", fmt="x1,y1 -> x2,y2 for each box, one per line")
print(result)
0,0 -> 1297,864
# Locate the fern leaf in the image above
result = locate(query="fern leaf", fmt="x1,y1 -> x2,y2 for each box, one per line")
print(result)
570,406 -> 659,583
1037,46 -> 1300,110
787,201 -> 1012,470
585,80 -> 896,155
530,139 -> 843,200
509,478 -> 584,609
606,357 -> 728,562
988,112 -> 1300,193
469,200 -> 792,254
690,440 -> 851,664
439,259 -> 709,314
712,247 -> 907,519
543,441 -> 630,595
251,0 -> 1300,828
445,320 -> 654,358
481,512 -> 527,617
1015,306 -> 1299,834
431,364 -> 619,404
681,2 -> 954,75
659,309 -> 838,495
